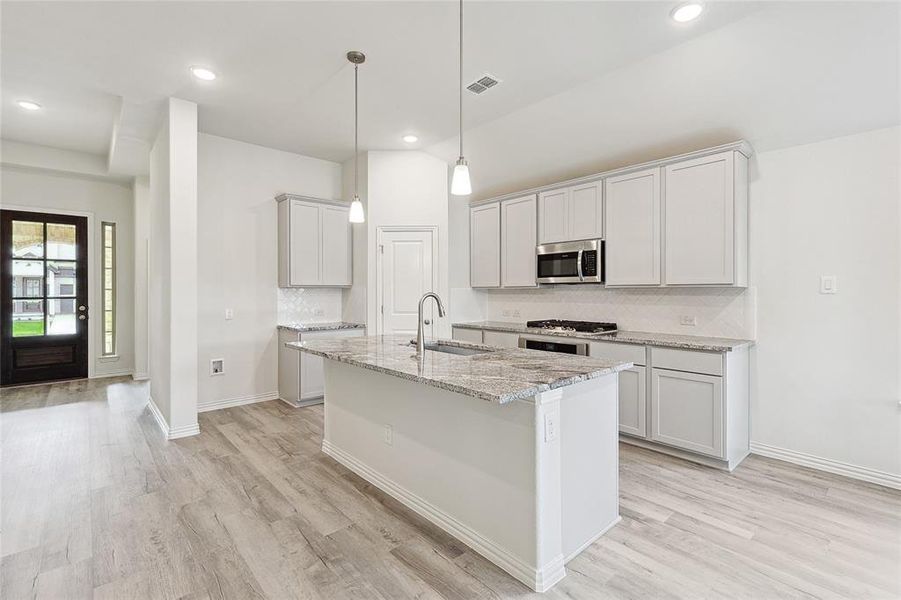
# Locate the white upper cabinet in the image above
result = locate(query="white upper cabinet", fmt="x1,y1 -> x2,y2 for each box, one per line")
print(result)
604,167 -> 661,286
277,195 -> 352,287
470,202 -> 501,288
501,195 -> 537,288
664,151 -> 748,286
538,181 -> 602,244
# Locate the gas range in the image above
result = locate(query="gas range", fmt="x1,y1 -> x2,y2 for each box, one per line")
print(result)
525,319 -> 617,335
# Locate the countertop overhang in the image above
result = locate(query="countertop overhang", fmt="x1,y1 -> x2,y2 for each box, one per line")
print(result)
286,334 -> 631,404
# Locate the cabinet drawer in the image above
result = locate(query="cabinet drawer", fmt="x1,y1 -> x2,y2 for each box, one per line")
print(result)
650,346 -> 722,376
589,341 -> 646,366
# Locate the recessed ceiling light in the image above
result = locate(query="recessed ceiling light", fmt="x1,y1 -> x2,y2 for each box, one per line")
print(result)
17,100 -> 42,111
671,2 -> 704,23
402,134 -> 419,144
190,66 -> 217,81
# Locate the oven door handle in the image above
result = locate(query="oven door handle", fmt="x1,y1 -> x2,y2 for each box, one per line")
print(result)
576,249 -> 584,281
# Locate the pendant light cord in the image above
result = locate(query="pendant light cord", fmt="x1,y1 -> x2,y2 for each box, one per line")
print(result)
459,0 -> 464,159
354,62 -> 359,198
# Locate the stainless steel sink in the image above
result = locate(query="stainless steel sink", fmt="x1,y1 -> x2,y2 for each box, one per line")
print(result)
421,342 -> 492,356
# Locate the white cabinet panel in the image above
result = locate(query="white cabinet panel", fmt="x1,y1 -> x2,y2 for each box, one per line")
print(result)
651,368 -> 724,458
321,205 -> 352,286
604,168 -> 661,286
278,195 -> 352,288
289,200 -> 321,286
470,203 -> 501,288
452,327 -> 483,344
618,366 -> 647,438
501,195 -> 537,288
279,328 -> 364,406
569,181 -> 603,241
538,188 -> 570,244
483,330 -> 520,349
664,151 -> 735,285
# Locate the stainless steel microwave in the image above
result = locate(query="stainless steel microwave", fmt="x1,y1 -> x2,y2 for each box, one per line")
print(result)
536,239 -> 604,284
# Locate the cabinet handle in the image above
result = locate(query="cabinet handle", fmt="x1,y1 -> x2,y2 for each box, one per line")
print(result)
424,319 -> 431,325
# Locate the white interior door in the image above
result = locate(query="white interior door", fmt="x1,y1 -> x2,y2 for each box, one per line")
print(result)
378,229 -> 436,337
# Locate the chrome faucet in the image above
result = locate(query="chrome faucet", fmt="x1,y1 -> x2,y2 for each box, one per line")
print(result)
416,292 -> 446,355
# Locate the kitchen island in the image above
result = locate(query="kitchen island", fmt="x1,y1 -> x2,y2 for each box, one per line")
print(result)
287,334 -> 631,592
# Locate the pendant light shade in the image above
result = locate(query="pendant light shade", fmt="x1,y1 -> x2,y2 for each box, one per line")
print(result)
451,0 -> 472,196
451,158 -> 472,196
347,50 -> 366,223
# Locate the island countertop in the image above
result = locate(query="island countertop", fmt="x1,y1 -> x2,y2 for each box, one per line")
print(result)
286,334 -> 631,404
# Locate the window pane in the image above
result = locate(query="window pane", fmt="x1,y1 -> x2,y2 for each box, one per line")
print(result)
12,260 -> 44,297
12,220 -> 43,258
12,300 -> 44,337
101,223 -> 116,356
104,333 -> 113,355
104,270 -> 113,289
46,261 -> 77,297
46,223 -> 76,259
46,299 -> 77,335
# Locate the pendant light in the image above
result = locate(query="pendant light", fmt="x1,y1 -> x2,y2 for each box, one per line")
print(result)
347,50 -> 366,223
450,0 -> 472,196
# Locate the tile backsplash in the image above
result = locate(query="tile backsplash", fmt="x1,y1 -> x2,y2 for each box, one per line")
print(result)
277,288 -> 344,324
480,286 -> 756,339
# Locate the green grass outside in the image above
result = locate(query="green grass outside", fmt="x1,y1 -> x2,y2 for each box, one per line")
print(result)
12,320 -> 44,337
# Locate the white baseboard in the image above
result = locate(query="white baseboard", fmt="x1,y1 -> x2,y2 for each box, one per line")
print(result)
564,516 -> 622,564
322,439 -> 565,592
132,372 -> 150,381
197,390 -> 279,413
750,442 -> 900,491
90,369 -> 134,380
146,396 -> 200,440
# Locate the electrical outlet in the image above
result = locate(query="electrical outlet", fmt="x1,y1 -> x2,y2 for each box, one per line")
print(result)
502,309 -> 512,317
383,424 -> 393,446
512,309 -> 521,318
210,359 -> 224,376
544,413 -> 558,443
313,308 -> 325,317
224,308 -> 234,320
680,315 -> 698,327
820,275 -> 837,294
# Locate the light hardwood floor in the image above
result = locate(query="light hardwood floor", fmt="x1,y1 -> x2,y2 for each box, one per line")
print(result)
2,377 -> 899,599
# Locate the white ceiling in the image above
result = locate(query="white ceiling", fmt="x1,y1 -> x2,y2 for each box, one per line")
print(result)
1,1 -> 762,169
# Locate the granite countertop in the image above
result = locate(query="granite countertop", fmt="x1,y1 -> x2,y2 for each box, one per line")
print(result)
452,321 -> 754,352
286,334 -> 631,404
278,321 -> 365,333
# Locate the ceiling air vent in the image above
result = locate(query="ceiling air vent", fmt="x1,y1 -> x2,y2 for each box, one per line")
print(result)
466,73 -> 501,95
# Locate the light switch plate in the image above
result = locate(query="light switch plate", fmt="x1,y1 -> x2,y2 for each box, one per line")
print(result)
384,424 -> 393,446
680,315 -> 698,327
820,275 -> 837,294
224,308 -> 234,320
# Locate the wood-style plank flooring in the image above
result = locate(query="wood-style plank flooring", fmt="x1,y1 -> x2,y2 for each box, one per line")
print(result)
2,377 -> 899,599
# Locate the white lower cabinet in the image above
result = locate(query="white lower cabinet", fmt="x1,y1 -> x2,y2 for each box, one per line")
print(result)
278,328 -> 364,407
618,366 -> 647,438
650,368 -> 723,458
451,327 -> 484,344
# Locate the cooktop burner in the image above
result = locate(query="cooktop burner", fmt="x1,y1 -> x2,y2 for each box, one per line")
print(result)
526,319 -> 617,334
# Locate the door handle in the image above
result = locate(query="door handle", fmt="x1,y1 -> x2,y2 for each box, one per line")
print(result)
424,319 -> 431,325
78,315 -> 86,321
78,305 -> 87,311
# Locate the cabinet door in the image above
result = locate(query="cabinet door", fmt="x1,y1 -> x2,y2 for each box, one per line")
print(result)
289,200 -> 321,286
664,151 -> 735,285
651,368 -> 724,458
604,168 -> 661,286
618,366 -> 647,438
452,327 -> 483,344
321,205 -> 351,286
470,203 -> 501,288
299,329 -> 364,400
501,195 -> 537,288
538,188 -> 570,243
569,181 -> 603,241
483,330 -> 520,349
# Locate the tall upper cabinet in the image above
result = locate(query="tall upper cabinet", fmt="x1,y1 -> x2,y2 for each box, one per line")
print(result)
604,167 -> 661,286
470,194 -> 538,289
663,150 -> 748,286
470,202 -> 501,288
277,194 -> 352,287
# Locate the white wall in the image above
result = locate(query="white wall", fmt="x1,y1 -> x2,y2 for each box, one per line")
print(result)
0,166 -> 135,377
196,133 -> 342,410
342,154 -> 368,326
749,126 -> 900,478
363,151 -> 450,337
149,111 -> 172,424
133,175 -> 150,379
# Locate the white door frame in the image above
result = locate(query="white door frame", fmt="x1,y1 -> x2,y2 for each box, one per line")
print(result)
3,203 -> 98,378
375,226 -> 439,336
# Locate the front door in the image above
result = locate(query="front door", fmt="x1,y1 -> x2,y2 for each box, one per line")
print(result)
377,228 -> 436,336
1,210 -> 89,385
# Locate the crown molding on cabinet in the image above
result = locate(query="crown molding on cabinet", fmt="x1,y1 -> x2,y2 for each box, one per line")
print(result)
275,193 -> 351,208
469,139 -> 754,207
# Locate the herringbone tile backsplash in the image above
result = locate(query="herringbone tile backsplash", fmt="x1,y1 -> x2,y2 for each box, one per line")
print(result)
277,288 -> 344,324
481,286 -> 756,339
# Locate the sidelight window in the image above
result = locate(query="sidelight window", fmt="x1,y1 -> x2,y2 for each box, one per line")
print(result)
101,222 -> 116,356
